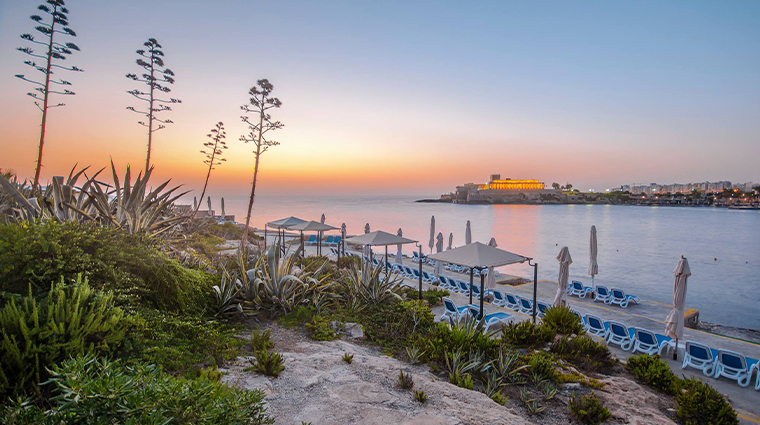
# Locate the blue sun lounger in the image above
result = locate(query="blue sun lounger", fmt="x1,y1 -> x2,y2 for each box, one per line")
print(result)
609,288 -> 641,308
606,321 -> 634,351
465,304 -> 513,332
714,349 -> 759,388
631,328 -> 672,356
569,280 -> 594,298
503,293 -> 520,311
441,297 -> 470,322
593,285 -> 611,304
518,298 -> 533,315
682,340 -> 719,377
583,314 -> 608,338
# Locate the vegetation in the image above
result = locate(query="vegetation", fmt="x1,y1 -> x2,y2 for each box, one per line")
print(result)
675,377 -> 738,425
625,354 -> 678,395
542,305 -> 585,335
568,392 -> 611,425
342,352 -> 354,364
1,355 -> 273,425
194,122 -> 228,217
413,389 -> 427,404
550,335 -> 615,373
252,349 -> 285,377
126,38 -> 181,172
398,370 -> 414,389
500,320 -> 556,348
240,79 -> 283,247
16,0 -> 83,191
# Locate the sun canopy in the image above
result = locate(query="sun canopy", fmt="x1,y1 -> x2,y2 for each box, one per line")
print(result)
289,220 -> 337,232
345,230 -> 417,246
427,242 -> 529,268
267,216 -> 307,229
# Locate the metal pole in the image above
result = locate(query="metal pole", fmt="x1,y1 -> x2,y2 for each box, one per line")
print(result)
264,224 -> 267,250
673,338 -> 678,361
418,244 -> 423,300
479,271 -> 485,320
532,261 -> 538,324
469,268 -> 474,305
385,245 -> 389,272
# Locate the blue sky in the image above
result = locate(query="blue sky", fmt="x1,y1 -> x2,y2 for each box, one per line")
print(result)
0,0 -> 758,195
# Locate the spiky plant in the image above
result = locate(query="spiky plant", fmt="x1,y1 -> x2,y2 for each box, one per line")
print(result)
16,0 -> 83,192
341,260 -> 402,307
126,38 -> 181,172
194,122 -> 227,217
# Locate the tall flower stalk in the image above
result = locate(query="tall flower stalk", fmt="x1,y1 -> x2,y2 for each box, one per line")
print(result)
193,122 -> 227,217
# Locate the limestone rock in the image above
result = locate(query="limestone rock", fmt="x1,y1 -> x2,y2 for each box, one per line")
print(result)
343,322 -> 365,340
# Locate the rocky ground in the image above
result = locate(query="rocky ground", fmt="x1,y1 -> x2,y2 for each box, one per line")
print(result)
222,324 -> 677,425
695,321 -> 760,344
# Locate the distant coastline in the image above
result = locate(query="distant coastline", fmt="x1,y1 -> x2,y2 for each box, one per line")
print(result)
416,196 -> 759,208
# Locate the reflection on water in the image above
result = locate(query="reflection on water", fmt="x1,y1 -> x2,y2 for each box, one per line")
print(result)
200,195 -> 760,330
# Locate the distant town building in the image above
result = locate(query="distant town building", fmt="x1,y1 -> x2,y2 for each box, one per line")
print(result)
616,180 -> 754,195
452,174 -> 554,203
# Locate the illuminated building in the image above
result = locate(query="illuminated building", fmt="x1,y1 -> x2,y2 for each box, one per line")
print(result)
478,174 -> 545,190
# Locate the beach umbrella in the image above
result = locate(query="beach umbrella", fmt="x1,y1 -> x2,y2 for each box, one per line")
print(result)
665,256 -> 691,360
447,233 -> 453,250
363,223 -> 371,257
589,225 -> 599,289
364,223 -> 370,233
553,246 -> 572,307
290,221 -> 337,258
267,216 -> 308,247
428,216 -> 436,253
485,238 -> 498,290
207,196 -> 212,217
221,197 -> 225,220
465,220 -> 472,245
341,223 -> 346,256
429,242 -> 530,318
319,213 -> 326,255
434,232 -> 444,277
193,196 -> 197,211
346,230 -> 417,271
395,228 -> 404,265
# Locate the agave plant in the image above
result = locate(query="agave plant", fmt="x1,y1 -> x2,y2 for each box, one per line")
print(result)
340,260 -> 402,307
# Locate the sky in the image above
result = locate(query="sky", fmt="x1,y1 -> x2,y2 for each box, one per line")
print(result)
0,0 -> 758,196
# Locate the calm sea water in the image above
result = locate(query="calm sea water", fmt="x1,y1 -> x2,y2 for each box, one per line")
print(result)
199,195 -> 760,330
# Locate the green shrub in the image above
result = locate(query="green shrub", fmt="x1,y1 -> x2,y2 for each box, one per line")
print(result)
550,335 -> 615,372
253,349 -> 285,377
0,275 -> 125,398
0,220 -> 215,314
337,255 -> 362,270
342,352 -> 354,364
414,389 -> 427,403
428,317 -> 499,366
398,370 -> 415,389
527,351 -> 558,384
307,316 -> 339,341
501,320 -> 556,348
297,256 -> 339,281
675,377 -> 738,425
542,305 -> 585,336
400,287 -> 449,306
1,355 -> 273,425
625,354 -> 678,395
119,307 -> 242,376
250,328 -> 274,352
491,391 -> 509,405
358,299 -> 435,355
279,305 -> 316,328
568,391 -> 611,425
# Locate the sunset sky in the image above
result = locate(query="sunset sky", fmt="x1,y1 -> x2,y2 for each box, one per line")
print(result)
1,0 -> 758,196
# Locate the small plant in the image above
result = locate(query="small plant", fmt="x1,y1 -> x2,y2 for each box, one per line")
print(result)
453,372 -> 474,390
501,320 -> 556,348
541,382 -> 557,400
250,328 -> 274,352
527,351 -> 558,383
342,353 -> 354,364
520,389 -> 545,415
568,391 -> 611,425
413,389 -> 427,404
675,377 -> 738,425
542,305 -> 586,336
252,350 -> 285,377
306,316 -> 338,341
551,335 -> 615,373
198,367 -> 222,381
398,370 -> 415,389
405,346 -> 425,364
444,348 -> 480,390
491,349 -> 527,385
625,354 -> 678,395
490,391 -> 509,405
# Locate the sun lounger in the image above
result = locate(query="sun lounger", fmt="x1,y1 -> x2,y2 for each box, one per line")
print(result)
609,288 -> 641,308
332,236 -> 342,246
536,301 -> 551,318
714,349 -> 759,387
492,289 -> 507,307
631,328 -> 671,356
471,284 -> 493,300
441,297 -> 469,322
465,304 -> 513,331
421,270 -> 437,284
569,308 -> 583,320
606,321 -> 634,351
503,293 -> 520,311
518,298 -> 533,315
438,275 -> 455,290
304,235 -> 317,245
593,285 -> 611,304
569,280 -> 594,298
456,280 -> 470,295
583,314 -> 608,338
324,235 -> 335,245
682,340 -> 718,376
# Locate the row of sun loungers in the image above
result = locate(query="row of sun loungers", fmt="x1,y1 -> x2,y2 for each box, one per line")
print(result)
582,313 -> 760,390
568,280 -> 641,308
304,235 -> 342,246
441,297 -> 513,332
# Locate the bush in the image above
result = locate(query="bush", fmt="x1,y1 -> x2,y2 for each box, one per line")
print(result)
428,317 -> 499,367
500,320 -> 556,348
675,377 -> 738,425
398,370 -> 414,389
527,351 -> 558,384
550,335 -> 615,373
0,275 -> 125,398
358,299 -> 435,355
119,308 -> 242,376
0,221 -> 215,314
400,287 -> 449,306
568,391 -> 611,425
542,305 -> 585,336
306,316 -> 339,341
253,349 -> 285,377
625,354 -> 678,395
0,355 -> 273,425
337,255 -> 362,270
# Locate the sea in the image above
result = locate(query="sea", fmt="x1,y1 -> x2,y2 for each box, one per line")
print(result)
199,195 -> 760,330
